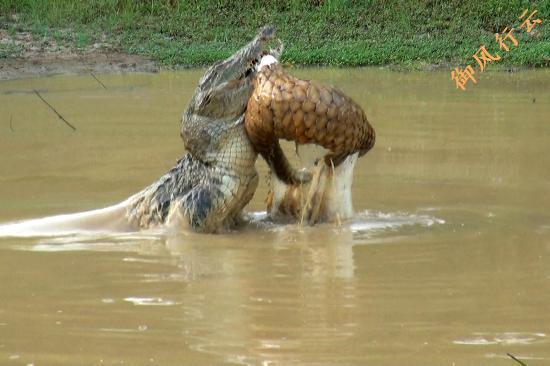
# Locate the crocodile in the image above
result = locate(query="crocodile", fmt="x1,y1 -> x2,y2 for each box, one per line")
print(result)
125,26 -> 281,233
0,27 -> 289,237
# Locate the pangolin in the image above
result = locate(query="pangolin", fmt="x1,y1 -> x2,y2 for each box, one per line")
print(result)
245,55 -> 376,185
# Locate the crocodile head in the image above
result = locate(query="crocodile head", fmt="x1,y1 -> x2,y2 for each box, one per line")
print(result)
187,26 -> 276,120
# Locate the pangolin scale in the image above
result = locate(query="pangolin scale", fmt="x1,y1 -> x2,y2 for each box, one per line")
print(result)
245,62 -> 376,184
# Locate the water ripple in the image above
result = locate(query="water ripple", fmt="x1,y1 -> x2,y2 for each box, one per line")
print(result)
454,332 -> 547,346
351,210 -> 445,233
123,297 -> 181,306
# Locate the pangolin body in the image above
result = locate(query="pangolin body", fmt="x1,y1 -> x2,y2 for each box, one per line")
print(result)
245,60 -> 376,184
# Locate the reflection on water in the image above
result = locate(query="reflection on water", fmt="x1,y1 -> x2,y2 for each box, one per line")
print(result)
0,68 -> 549,365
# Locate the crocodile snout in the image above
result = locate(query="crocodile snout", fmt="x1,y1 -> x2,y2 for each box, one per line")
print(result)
258,25 -> 275,41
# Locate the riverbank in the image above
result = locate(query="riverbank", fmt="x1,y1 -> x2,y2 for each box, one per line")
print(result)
0,0 -> 548,78
0,27 -> 157,80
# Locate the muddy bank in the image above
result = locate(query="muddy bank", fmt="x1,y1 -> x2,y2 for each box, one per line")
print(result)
0,28 -> 158,80
0,53 -> 159,80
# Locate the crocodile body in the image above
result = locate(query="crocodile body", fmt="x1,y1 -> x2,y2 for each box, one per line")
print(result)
125,28 -> 276,233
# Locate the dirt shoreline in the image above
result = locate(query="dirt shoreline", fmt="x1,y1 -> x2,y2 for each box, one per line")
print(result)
0,28 -> 158,80
0,52 -> 159,80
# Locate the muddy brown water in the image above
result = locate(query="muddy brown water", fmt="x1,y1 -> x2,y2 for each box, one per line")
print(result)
0,68 -> 549,365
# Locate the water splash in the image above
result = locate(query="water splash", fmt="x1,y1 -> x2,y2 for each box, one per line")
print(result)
268,153 -> 358,225
0,200 -> 133,237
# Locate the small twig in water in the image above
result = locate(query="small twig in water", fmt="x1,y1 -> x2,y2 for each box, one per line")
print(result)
9,114 -> 14,132
90,72 -> 107,90
507,353 -> 528,366
33,89 -> 76,131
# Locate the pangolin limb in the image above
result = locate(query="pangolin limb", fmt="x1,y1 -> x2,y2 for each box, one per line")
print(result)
245,61 -> 376,185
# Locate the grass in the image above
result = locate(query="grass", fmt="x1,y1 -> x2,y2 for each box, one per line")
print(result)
0,42 -> 20,58
0,0 -> 548,68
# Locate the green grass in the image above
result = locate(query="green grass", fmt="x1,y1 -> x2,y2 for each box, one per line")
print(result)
0,0 -> 548,67
0,42 -> 20,58
75,30 -> 91,49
